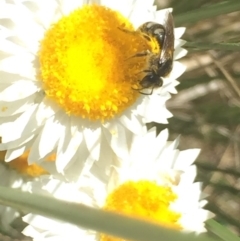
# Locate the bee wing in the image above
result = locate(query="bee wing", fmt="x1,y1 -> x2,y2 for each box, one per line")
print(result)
160,11 -> 175,60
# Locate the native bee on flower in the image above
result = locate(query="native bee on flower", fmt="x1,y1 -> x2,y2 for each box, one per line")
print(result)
133,12 -> 175,94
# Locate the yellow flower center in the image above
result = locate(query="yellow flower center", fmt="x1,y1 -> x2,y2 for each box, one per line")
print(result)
101,180 -> 181,241
39,5 -> 150,121
0,151 -> 49,177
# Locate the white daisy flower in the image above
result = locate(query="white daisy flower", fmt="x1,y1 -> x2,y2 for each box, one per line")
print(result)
0,0 -> 186,179
22,128 -> 212,241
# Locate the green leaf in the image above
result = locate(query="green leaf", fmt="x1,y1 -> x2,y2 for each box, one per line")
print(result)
206,219 -> 240,241
174,2 -> 240,26
184,41 -> 240,51
0,186 -> 219,241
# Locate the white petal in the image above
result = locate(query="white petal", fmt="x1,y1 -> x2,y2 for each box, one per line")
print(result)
137,94 -> 172,123
59,0 -> 84,15
175,39 -> 186,49
179,165 -> 197,185
0,3 -> 32,20
0,95 -> 35,117
130,127 -> 159,162
0,38 -> 26,55
161,79 -> 179,94
57,144 -> 79,176
0,133 -> 35,151
83,127 -> 101,160
174,47 -> 188,60
153,128 -> 169,155
90,134 -> 114,180
28,115 -> 64,163
0,54 -> 36,79
155,9 -> 172,23
29,0 -> 59,29
168,61 -> 186,80
119,111 -> 145,135
0,25 -> 12,42
174,27 -> 185,39
0,104 -> 38,143
4,143 -> 30,162
35,97 -> 60,125
0,80 -> 40,101
22,225 -> 42,240
0,4 -> 44,51
174,149 -> 200,170
70,116 -> 80,135
56,122 -> 83,172
40,179 -> 81,202
64,145 -> 94,181
129,1 -> 156,28
104,122 -> 130,161
102,0 -> 135,19
38,161 -> 62,179
156,145 -> 179,169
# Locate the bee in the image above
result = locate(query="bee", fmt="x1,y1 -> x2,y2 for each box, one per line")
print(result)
133,12 -> 175,95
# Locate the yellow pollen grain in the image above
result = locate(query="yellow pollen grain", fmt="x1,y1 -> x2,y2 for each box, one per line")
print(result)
101,180 -> 182,241
0,151 -> 49,177
39,5 -> 150,121
1,106 -> 7,112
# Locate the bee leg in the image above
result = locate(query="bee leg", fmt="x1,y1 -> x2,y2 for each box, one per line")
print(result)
131,85 -> 146,91
117,27 -> 136,34
149,86 -> 154,95
132,87 -> 150,95
126,50 -> 150,60
131,85 -> 152,95
143,69 -> 152,73
131,50 -> 150,58
134,69 -> 151,75
138,85 -> 155,95
139,89 -> 153,95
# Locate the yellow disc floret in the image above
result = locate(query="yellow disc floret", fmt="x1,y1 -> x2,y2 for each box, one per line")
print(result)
101,180 -> 181,241
39,5 -> 149,121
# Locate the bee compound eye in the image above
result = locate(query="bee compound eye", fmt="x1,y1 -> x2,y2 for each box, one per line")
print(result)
139,75 -> 153,88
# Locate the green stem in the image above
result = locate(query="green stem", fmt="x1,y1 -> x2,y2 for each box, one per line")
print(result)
174,1 -> 240,26
0,186 -> 216,241
184,41 -> 240,51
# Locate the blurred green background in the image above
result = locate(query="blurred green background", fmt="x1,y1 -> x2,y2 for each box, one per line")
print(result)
155,0 -> 240,236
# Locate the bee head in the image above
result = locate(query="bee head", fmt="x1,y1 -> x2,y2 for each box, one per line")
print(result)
139,73 -> 163,89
